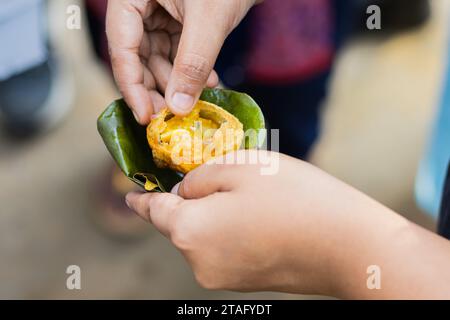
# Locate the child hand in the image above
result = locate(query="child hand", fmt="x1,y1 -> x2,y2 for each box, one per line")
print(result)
126,150 -> 450,298
125,150 -> 386,295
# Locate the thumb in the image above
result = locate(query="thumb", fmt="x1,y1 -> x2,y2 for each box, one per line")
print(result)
174,162 -> 239,200
165,4 -> 232,115
126,192 -> 183,237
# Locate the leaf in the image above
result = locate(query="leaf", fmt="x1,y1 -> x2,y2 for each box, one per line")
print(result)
200,88 -> 266,148
97,88 -> 265,192
97,99 -> 182,192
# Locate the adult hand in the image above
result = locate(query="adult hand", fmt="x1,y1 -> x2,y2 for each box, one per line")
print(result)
106,0 -> 257,124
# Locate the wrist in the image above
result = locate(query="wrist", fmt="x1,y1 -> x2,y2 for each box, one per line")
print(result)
327,198 -> 412,299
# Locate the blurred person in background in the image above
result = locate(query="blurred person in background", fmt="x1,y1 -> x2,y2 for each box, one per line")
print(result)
86,0 -> 430,238
417,27 -> 450,229
0,0 -> 73,138
216,0 -> 430,158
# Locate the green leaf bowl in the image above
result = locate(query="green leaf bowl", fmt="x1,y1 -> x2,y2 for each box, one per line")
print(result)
97,88 -> 265,192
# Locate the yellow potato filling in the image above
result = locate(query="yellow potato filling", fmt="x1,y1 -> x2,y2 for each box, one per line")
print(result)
147,100 -> 244,174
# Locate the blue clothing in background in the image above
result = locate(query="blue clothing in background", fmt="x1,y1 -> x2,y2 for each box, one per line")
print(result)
416,32 -> 450,218
438,163 -> 450,239
0,0 -> 46,80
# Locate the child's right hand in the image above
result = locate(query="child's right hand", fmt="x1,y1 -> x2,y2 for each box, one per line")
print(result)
126,150 -> 450,299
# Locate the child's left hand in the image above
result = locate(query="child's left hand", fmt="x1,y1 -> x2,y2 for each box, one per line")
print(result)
125,150 -> 450,299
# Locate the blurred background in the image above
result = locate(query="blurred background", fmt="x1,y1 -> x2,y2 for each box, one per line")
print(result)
0,0 -> 449,299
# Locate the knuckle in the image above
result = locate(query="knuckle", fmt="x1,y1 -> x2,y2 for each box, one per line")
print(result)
108,47 -> 121,66
194,270 -> 221,290
207,159 -> 236,177
148,194 -> 166,210
175,54 -> 211,84
170,226 -> 189,251
169,207 -> 193,250
179,173 -> 195,198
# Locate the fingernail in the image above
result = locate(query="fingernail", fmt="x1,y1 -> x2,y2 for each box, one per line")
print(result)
171,183 -> 180,195
125,195 -> 132,209
132,110 -> 141,123
171,92 -> 194,113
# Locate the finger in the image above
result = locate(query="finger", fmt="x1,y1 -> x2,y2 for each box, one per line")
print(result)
106,0 -> 153,124
144,70 -> 166,111
147,54 -> 173,93
149,90 -> 166,113
126,191 -> 183,237
206,70 -> 219,88
169,33 -> 180,62
167,34 -> 225,90
118,81 -> 153,124
177,162 -> 239,200
165,3 -> 232,115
